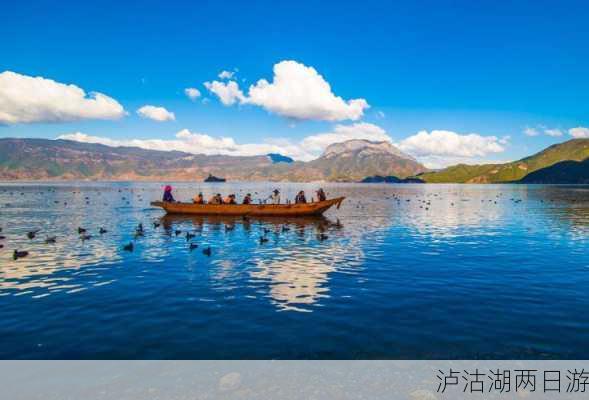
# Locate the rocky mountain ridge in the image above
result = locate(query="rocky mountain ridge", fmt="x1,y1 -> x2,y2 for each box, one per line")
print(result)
0,138 -> 427,181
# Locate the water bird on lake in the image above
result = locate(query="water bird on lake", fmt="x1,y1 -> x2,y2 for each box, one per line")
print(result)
27,230 -> 39,239
189,243 -> 199,251
281,225 -> 290,232
123,242 -> 134,252
259,236 -> 269,244
78,227 -> 87,234
45,236 -> 57,244
134,223 -> 145,237
174,230 -> 182,236
13,250 -> 29,260
0,235 -> 5,240
317,233 -> 329,241
202,246 -> 212,256
153,222 -> 160,229
186,232 -> 196,241
99,228 -> 108,234
80,234 -> 92,241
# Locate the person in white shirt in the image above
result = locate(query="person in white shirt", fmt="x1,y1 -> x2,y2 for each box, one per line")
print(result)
269,189 -> 280,204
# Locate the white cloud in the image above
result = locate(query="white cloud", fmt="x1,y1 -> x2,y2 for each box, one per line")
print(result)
525,125 -> 567,138
204,60 -> 369,121
184,87 -> 201,100
60,130 -> 236,154
58,124 -> 511,168
0,71 -> 125,124
569,127 -> 589,138
397,130 -> 506,168
544,128 -> 563,137
203,80 -> 245,105
58,122 -> 394,162
218,70 -> 235,80
398,130 -> 505,158
136,105 -> 175,122
59,130 -> 308,160
246,60 -> 369,121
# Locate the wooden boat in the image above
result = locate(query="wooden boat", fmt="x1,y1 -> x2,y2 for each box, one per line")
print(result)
151,197 -> 345,217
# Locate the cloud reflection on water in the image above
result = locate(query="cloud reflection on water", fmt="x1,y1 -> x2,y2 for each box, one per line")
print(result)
1,182 -> 588,313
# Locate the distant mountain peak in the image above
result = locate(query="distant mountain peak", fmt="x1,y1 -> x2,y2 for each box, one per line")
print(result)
0,137 -> 424,182
322,139 -> 416,161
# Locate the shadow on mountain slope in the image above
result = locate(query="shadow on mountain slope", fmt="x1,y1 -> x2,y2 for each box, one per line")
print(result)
517,158 -> 589,184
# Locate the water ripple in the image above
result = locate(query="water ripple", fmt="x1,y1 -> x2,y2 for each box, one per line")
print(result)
1,182 -> 589,358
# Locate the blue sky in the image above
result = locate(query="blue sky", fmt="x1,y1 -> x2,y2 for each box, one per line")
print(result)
1,0 -> 588,167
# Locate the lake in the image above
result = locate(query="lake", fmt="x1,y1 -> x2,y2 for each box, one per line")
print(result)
1,182 -> 588,359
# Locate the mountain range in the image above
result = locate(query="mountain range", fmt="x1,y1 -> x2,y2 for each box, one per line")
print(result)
1,137 -> 588,183
0,137 -> 426,181
419,138 -> 589,183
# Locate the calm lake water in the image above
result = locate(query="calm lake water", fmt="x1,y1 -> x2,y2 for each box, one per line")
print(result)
1,182 -> 588,359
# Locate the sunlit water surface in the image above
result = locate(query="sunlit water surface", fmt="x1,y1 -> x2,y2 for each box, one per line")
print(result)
1,182 -> 588,359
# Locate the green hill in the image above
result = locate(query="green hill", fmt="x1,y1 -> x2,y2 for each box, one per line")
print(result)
419,138 -> 589,183
518,159 -> 589,184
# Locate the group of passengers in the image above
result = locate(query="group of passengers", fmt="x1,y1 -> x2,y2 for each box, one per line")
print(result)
163,186 -> 327,205
196,193 -> 239,205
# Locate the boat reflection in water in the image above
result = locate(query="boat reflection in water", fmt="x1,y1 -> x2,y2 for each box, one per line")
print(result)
159,213 -> 363,312
159,213 -> 337,232
3,182 -> 589,359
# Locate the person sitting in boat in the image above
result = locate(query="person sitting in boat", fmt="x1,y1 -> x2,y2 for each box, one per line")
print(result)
295,190 -> 307,204
269,189 -> 281,204
193,192 -> 205,204
162,185 -> 175,202
209,193 -> 223,204
316,188 -> 327,202
242,193 -> 253,204
223,194 -> 236,204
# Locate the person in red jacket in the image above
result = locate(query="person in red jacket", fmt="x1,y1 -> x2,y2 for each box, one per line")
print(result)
162,185 -> 175,202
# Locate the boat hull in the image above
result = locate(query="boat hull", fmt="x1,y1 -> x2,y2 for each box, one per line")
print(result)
151,197 -> 344,217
